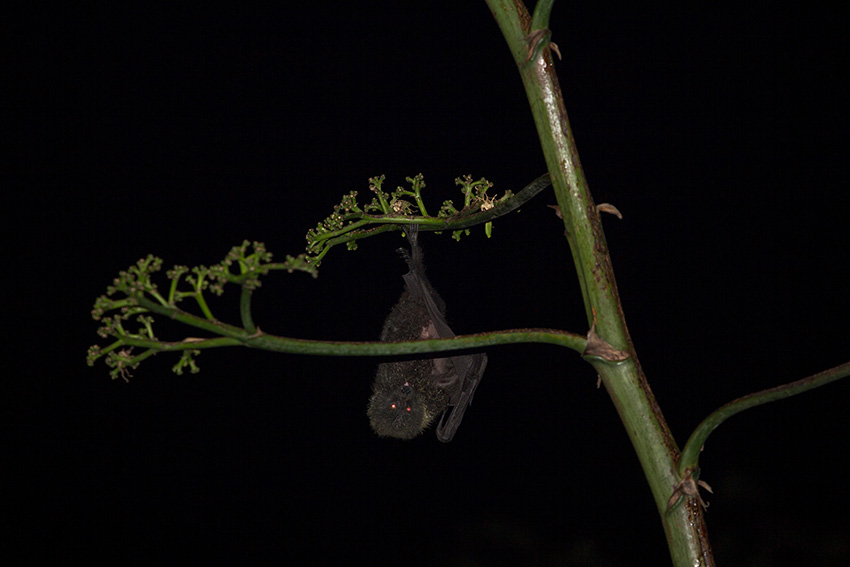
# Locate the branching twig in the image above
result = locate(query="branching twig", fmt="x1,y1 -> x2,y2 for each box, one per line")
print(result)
88,174 -> 555,379
306,173 -> 551,264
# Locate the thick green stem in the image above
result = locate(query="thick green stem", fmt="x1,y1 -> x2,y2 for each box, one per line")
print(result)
486,2 -> 713,565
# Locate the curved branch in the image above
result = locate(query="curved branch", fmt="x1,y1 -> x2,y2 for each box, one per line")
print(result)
101,323 -> 585,377
117,321 -> 586,358
678,360 -> 850,475
100,291 -> 586,362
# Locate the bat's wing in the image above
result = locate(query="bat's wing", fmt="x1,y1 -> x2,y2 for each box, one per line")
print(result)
401,225 -> 455,337
402,225 -> 487,443
435,351 -> 487,442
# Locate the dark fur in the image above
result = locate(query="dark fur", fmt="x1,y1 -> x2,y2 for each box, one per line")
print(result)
367,226 -> 487,442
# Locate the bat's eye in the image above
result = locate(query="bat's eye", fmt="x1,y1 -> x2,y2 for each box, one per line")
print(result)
390,403 -> 397,410
406,406 -> 412,412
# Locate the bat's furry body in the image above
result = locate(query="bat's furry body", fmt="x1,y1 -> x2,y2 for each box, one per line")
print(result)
367,226 -> 487,442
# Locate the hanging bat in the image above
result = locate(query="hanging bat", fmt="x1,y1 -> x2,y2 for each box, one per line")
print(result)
367,224 -> 487,442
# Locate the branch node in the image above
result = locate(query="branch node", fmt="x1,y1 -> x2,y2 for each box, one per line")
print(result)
583,322 -> 629,362
667,467 -> 713,512
524,29 -> 559,63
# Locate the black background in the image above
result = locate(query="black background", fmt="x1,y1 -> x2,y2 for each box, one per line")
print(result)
8,3 -> 849,565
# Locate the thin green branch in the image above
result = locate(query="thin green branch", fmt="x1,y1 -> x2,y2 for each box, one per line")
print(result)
678,360 -> 850,475
452,173 -> 550,226
92,317 -> 585,376
307,173 -> 551,263
530,0 -> 555,30
91,251 -> 587,375
167,265 -> 188,303
187,267 -> 216,319
124,347 -> 158,365
245,327 -> 586,357
193,290 -> 215,320
113,326 -> 586,358
310,217 -> 375,245
117,335 -> 244,351
148,289 -> 169,307
134,295 -> 247,338
240,286 -> 256,334
94,339 -> 124,358
312,225 -> 395,264
394,174 -> 430,215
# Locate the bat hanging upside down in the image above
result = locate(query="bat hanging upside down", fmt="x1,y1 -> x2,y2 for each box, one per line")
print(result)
367,225 -> 487,442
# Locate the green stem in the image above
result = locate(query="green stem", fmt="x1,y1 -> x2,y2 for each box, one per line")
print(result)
373,181 -> 391,213
456,173 -> 551,225
168,272 -> 182,303
148,289 -> 169,307
125,347 -> 158,367
313,225 -> 396,263
118,335 -> 244,351
486,2 -> 712,565
193,290 -> 215,320
679,360 -> 850,475
310,174 -> 551,255
246,327 -> 586,357
311,218 -> 375,244
114,323 -> 585,358
133,292 -> 586,356
240,286 -> 257,334
135,296 -> 247,338
530,0 -> 555,30
97,339 -> 124,358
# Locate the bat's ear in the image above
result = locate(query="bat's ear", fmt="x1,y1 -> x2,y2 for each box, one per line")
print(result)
420,321 -> 440,340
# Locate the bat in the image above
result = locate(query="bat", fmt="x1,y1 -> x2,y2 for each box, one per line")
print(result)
367,224 -> 487,442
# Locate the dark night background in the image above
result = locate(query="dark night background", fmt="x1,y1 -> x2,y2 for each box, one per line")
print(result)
7,3 -> 848,565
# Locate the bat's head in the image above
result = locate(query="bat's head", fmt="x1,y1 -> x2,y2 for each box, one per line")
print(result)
367,381 -> 429,440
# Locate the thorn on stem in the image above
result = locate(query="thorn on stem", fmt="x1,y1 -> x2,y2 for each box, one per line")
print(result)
596,203 -> 623,219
